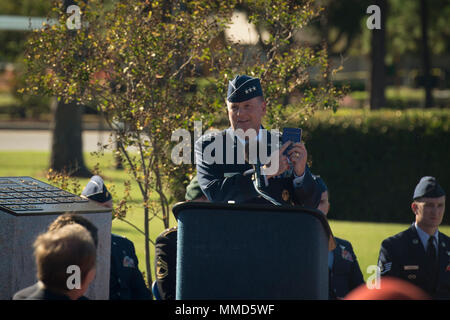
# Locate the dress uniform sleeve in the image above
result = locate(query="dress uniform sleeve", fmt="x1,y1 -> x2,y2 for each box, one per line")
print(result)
378,238 -> 399,277
195,136 -> 259,203
154,229 -> 178,300
291,166 -> 322,208
347,243 -> 365,290
127,241 -> 152,300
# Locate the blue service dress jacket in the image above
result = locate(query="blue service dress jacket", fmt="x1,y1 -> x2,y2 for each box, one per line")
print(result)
377,225 -> 450,299
329,237 -> 365,299
110,234 -> 152,300
12,282 -> 88,300
195,128 -> 321,207
154,226 -> 178,300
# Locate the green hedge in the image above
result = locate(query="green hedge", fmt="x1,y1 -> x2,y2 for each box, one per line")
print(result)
297,108 -> 450,224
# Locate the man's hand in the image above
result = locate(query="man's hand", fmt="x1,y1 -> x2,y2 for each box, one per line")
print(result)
263,141 -> 291,179
287,142 -> 307,177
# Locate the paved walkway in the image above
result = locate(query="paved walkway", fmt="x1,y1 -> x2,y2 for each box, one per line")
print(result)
0,129 -> 114,152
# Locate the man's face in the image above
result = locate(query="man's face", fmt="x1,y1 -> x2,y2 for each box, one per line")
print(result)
227,97 -> 266,133
412,196 -> 445,231
317,191 -> 330,215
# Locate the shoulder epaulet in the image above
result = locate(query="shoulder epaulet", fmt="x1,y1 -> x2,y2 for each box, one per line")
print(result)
111,233 -> 133,247
159,226 -> 178,238
439,231 -> 450,242
112,233 -> 128,240
334,237 -> 351,248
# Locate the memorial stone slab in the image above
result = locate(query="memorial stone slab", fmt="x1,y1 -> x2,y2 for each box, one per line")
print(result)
0,177 -> 111,300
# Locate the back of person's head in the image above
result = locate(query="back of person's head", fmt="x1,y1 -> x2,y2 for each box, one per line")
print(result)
34,224 -> 97,294
48,213 -> 99,248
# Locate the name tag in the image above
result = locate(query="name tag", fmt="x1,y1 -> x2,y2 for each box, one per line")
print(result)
403,265 -> 419,270
224,172 -> 240,178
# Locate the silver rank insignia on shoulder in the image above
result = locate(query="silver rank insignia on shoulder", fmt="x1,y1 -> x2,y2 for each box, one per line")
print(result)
412,239 -> 419,244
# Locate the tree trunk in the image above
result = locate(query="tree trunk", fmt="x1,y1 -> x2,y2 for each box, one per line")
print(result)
144,205 -> 154,299
420,0 -> 433,108
49,0 -> 91,177
369,0 -> 387,110
50,100 -> 91,177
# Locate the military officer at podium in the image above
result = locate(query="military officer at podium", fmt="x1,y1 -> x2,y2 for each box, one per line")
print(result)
377,176 -> 449,299
195,74 -> 321,207
314,176 -> 365,299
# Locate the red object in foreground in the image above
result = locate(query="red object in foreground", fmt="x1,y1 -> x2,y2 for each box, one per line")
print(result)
345,277 -> 431,300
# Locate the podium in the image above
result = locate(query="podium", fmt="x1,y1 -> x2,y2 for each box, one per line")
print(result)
0,177 -> 111,300
173,202 -> 335,300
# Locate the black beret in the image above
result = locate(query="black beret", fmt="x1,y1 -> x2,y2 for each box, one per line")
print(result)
227,75 -> 263,103
185,176 -> 205,201
413,176 -> 445,200
81,175 -> 112,203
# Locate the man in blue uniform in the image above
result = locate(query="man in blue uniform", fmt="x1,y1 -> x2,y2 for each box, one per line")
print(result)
314,176 -> 365,299
154,176 -> 207,300
81,175 -> 152,300
195,74 -> 321,207
154,226 -> 177,300
377,176 -> 449,299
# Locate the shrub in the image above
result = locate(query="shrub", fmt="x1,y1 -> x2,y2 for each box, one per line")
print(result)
297,108 -> 450,223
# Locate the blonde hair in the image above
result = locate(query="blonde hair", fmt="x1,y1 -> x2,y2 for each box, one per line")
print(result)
34,224 -> 96,292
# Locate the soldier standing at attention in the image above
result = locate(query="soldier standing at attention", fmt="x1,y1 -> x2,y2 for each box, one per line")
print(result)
378,176 -> 449,299
314,176 -> 365,299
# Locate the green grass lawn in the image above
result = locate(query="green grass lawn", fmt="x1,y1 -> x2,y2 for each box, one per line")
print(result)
0,151 -> 174,283
1,151 -> 449,283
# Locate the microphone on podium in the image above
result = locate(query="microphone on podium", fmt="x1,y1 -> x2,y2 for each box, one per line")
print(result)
243,159 -> 282,206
